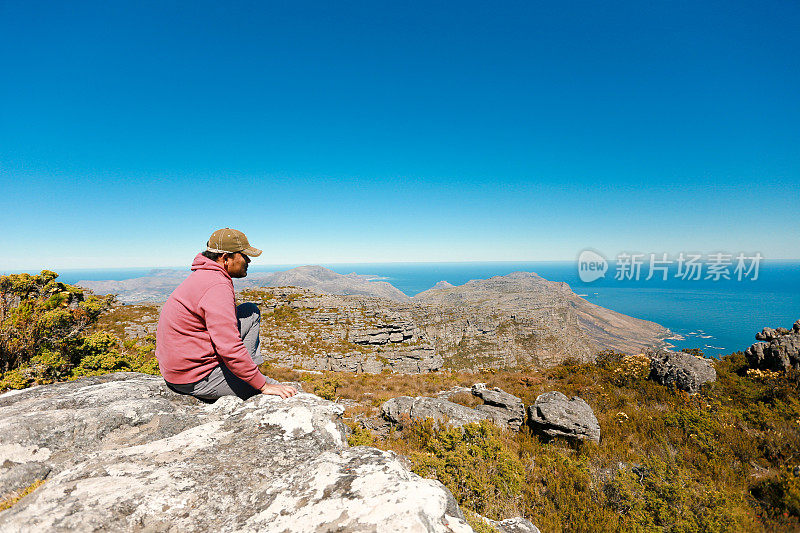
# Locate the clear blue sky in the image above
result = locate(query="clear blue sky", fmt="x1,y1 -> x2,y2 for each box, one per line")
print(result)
1,1 -> 798,270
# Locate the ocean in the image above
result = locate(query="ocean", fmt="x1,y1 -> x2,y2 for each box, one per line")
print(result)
18,260 -> 800,358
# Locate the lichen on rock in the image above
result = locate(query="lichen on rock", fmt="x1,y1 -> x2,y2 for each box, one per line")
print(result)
0,372 -> 473,532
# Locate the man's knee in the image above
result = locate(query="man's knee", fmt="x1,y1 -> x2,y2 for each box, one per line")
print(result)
236,302 -> 260,321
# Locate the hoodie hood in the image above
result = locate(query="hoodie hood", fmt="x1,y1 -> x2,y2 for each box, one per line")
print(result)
190,253 -> 232,280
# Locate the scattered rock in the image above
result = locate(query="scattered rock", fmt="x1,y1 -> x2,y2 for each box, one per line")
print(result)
746,320 -> 800,371
435,386 -> 474,399
472,383 -> 525,431
0,373 -> 472,532
382,384 -> 526,431
649,350 -> 717,393
381,396 -> 492,428
527,391 -> 601,442
483,516 -> 542,533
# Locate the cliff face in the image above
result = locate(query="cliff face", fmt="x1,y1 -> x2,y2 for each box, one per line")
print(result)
0,373 -> 471,532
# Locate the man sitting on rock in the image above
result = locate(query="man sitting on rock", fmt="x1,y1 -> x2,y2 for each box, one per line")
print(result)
156,228 -> 297,401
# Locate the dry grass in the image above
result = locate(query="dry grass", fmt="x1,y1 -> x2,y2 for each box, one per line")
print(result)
91,303 -> 160,340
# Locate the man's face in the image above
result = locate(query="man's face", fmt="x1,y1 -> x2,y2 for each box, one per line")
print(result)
225,252 -> 251,278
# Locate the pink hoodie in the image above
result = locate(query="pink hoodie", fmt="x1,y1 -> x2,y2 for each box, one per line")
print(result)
155,253 -> 267,390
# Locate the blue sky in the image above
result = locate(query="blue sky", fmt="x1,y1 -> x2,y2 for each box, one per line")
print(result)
1,1 -> 798,269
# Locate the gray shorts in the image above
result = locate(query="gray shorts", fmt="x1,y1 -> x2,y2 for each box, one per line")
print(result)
165,302 -> 278,401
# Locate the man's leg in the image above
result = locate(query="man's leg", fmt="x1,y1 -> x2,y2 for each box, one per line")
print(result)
188,365 -> 261,401
236,302 -> 263,365
237,302 -> 278,386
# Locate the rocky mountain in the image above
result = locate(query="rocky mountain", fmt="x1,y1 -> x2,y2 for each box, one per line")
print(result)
410,272 -> 670,367
77,269 -> 191,303
77,265 -> 408,303
245,276 -> 668,371
0,373 -> 472,532
263,265 -> 409,302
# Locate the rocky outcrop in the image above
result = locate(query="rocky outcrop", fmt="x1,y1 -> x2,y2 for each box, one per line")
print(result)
745,320 -> 800,371
649,350 -> 717,393
246,287 -> 442,374
471,383 -> 525,431
527,391 -> 601,442
0,373 -> 472,532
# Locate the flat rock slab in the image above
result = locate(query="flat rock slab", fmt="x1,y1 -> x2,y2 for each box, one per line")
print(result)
527,391 -> 600,443
0,373 -> 472,532
649,350 -> 717,393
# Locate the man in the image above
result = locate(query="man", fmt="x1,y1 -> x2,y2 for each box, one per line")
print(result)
156,228 -> 297,401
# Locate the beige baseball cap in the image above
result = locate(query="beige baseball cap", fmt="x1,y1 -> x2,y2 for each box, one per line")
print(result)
206,228 -> 262,257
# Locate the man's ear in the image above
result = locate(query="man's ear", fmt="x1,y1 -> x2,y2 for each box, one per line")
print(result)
218,252 -> 232,266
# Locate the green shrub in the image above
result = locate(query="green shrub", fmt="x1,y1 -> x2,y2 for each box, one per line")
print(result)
71,331 -> 160,377
0,369 -> 30,390
0,272 -> 159,390
345,423 -> 376,447
404,419 -> 526,518
315,375 -> 341,401
0,271 -> 111,372
24,348 -> 71,384
752,469 -> 800,522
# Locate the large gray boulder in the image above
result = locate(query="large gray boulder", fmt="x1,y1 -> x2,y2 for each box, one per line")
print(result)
745,320 -> 800,371
471,383 -> 525,431
381,396 -> 492,428
0,373 -> 472,532
649,350 -> 717,393
527,391 -> 600,443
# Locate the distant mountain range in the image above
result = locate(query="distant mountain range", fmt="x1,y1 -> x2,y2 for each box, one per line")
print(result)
77,265 -> 409,303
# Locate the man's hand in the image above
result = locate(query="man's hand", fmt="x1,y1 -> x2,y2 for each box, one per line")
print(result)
260,383 -> 298,399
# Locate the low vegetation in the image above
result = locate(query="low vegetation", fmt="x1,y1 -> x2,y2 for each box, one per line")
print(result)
2,274 -> 799,530
265,352 -> 800,532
